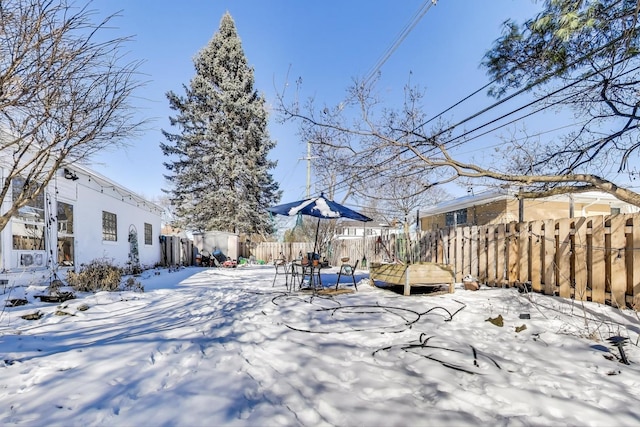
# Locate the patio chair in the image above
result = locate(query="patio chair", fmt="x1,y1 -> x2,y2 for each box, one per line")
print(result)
272,258 -> 291,290
336,259 -> 359,290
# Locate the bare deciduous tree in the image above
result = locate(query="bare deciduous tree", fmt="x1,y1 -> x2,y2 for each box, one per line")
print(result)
277,1 -> 640,208
0,0 -> 144,231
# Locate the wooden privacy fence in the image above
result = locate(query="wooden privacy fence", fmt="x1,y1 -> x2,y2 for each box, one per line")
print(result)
251,242 -> 315,263
251,236 -> 399,267
253,213 -> 640,308
419,214 -> 640,309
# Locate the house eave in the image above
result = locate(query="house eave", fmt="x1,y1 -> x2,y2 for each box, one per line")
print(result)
419,189 -> 634,218
419,190 -> 516,217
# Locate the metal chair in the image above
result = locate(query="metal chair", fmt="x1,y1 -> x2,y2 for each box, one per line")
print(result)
272,259 -> 291,290
336,259 -> 359,290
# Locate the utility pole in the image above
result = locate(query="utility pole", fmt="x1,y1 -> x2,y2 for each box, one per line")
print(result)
300,141 -> 315,198
306,142 -> 311,198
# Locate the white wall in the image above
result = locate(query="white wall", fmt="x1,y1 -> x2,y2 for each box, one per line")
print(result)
1,167 -> 163,279
336,226 -> 383,239
193,231 -> 239,261
74,181 -> 162,267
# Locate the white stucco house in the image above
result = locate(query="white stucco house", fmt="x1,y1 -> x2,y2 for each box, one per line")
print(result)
334,220 -> 390,239
1,163 -> 163,286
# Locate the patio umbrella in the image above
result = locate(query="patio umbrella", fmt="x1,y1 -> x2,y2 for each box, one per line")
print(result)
267,193 -> 373,258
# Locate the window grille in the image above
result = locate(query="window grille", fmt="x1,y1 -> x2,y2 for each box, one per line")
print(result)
102,211 -> 117,241
144,223 -> 152,245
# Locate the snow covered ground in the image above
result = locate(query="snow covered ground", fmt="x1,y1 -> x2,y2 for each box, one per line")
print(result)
1,265 -> 640,426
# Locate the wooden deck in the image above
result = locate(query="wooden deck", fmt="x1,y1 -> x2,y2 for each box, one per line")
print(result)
369,262 -> 455,296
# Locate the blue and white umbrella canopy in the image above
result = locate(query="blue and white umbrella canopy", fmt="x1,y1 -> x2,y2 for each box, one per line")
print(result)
267,193 -> 373,222
268,194 -> 373,260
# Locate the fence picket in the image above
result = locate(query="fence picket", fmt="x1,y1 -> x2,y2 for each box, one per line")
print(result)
530,220 -> 543,292
507,223 -> 519,284
461,226 -> 470,278
543,220 -> 556,295
610,216 -> 627,308
517,222 -> 529,284
573,217 -> 589,301
250,212 -> 640,309
487,225 -> 497,286
478,227 -> 488,284
470,226 -> 479,279
557,218 -> 572,298
591,217 -> 606,304
455,226 -> 463,282
633,216 -> 640,309
496,224 -> 506,286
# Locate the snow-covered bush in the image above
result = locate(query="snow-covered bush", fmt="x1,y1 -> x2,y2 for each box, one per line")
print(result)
66,258 -> 122,292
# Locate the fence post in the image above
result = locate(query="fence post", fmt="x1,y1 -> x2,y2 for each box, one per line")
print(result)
404,265 -> 411,296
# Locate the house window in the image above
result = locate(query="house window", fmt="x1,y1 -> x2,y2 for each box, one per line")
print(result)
57,202 -> 74,266
102,211 -> 117,241
611,207 -> 621,215
11,177 -> 45,250
144,223 -> 152,245
445,209 -> 467,226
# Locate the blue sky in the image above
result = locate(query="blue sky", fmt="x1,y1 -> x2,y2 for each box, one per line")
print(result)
89,0 -> 546,205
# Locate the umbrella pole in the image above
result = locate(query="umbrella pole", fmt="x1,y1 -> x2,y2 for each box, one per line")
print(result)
313,218 -> 320,256
312,218 -> 320,292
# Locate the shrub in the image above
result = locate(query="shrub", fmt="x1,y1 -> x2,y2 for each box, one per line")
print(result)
66,258 -> 122,292
123,261 -> 143,276
122,276 -> 144,292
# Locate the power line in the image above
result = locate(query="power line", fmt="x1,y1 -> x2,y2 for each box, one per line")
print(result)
320,27 -> 637,198
305,0 -> 436,202
363,0 -> 437,86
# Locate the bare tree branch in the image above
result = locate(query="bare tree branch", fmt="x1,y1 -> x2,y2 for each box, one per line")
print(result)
0,0 -> 146,231
275,0 -> 640,210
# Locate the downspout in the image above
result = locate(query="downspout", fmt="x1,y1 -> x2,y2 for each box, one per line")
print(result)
569,194 -> 574,218
518,196 -> 524,223
581,198 -> 600,216
518,187 -> 524,223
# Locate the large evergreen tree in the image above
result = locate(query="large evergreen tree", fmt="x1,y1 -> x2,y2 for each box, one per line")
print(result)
161,12 -> 280,234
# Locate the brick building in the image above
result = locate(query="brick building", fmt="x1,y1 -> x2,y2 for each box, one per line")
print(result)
419,189 -> 640,230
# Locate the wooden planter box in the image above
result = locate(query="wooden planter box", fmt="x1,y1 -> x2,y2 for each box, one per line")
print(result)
369,262 -> 455,296
35,292 -> 75,303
